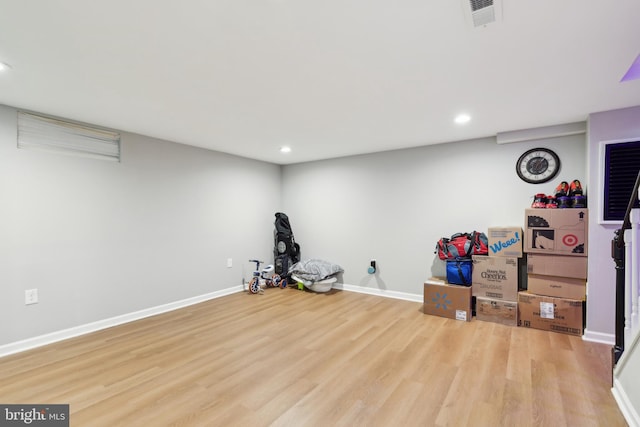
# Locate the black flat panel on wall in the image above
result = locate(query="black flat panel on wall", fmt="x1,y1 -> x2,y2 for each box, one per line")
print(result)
604,140 -> 640,221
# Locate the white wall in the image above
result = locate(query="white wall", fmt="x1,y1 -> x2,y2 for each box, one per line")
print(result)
0,104 -> 281,346
586,105 -> 640,343
282,134 -> 586,296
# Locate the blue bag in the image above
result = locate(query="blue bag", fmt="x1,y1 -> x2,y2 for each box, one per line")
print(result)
446,258 -> 472,286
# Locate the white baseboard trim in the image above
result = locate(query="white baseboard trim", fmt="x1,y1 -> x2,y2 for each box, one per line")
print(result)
0,286 -> 244,358
582,328 -> 615,345
612,378 -> 640,427
334,283 -> 423,303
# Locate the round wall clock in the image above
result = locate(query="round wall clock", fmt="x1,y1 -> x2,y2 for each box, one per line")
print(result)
516,148 -> 560,184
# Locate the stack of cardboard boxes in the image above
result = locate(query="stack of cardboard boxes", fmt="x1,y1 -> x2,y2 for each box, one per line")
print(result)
423,229 -> 523,324
518,209 -> 588,336
422,210 -> 588,335
472,227 -> 524,326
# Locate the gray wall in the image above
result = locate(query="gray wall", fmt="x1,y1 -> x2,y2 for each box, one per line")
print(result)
5,100 -> 638,348
282,134 -> 587,296
0,104 -> 281,346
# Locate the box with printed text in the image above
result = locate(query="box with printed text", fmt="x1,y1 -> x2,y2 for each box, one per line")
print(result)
476,297 -> 518,326
517,291 -> 583,336
524,209 -> 588,257
487,227 -> 523,258
471,255 -> 521,301
527,274 -> 586,300
424,278 -> 472,322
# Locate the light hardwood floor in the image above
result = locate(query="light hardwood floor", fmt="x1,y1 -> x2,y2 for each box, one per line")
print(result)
0,288 -> 627,426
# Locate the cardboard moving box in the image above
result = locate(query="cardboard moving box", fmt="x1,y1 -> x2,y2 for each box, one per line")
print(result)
527,274 -> 586,300
518,291 -> 583,336
476,297 -> 518,326
472,256 -> 520,301
488,227 -> 523,258
424,278 -> 472,322
524,208 -> 588,257
526,253 -> 587,279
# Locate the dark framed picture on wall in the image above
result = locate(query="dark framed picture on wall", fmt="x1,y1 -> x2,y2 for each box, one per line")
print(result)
601,138 -> 640,223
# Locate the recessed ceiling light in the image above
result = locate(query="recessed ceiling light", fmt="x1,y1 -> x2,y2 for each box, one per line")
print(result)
0,62 -> 12,72
454,114 -> 471,124
280,146 -> 291,153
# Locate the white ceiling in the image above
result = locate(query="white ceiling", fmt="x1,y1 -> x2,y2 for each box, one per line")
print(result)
1,1 -> 639,165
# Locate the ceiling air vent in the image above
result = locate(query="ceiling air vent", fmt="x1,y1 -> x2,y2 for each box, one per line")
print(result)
468,0 -> 496,27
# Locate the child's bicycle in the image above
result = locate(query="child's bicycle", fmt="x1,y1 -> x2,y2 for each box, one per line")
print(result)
248,259 -> 288,294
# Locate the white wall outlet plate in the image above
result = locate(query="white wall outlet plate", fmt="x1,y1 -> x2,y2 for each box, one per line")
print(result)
25,289 -> 38,305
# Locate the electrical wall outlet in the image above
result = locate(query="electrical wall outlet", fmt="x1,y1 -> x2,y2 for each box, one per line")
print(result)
25,289 -> 38,305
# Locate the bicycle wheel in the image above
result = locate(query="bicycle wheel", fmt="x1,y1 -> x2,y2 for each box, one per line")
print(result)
271,274 -> 281,287
248,277 -> 260,294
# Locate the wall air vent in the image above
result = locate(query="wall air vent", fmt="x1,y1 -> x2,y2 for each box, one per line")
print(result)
464,0 -> 501,27
17,111 -> 121,161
